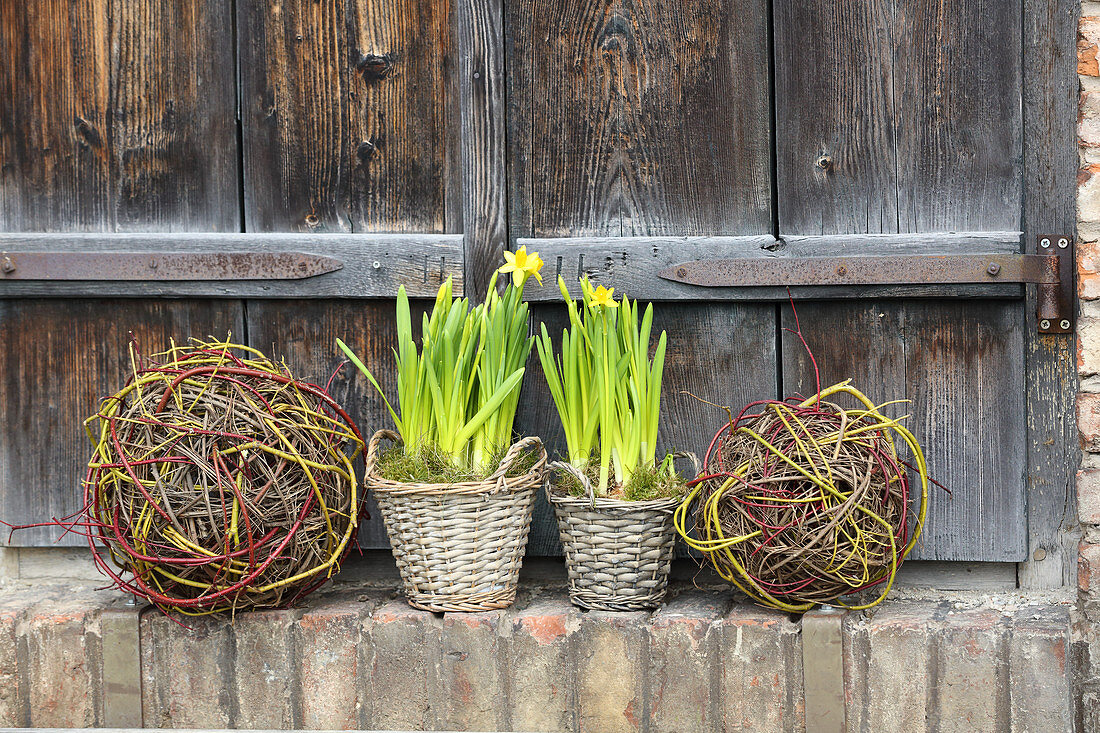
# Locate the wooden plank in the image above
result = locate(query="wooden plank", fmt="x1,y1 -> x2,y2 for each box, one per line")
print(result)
520,302 -> 777,555
774,0 -> 1022,235
780,300 -> 1027,561
237,0 -> 456,233
518,234 -> 1025,302
1018,0 -> 1080,588
0,234 -> 463,298
0,300 -> 245,547
0,0 -> 238,231
245,300 -> 441,550
505,0 -> 772,238
0,1 -> 242,548
456,0 -> 508,298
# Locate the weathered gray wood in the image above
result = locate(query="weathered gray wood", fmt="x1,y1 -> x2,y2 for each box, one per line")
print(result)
245,300 -> 437,550
774,0 -> 1022,235
237,0 -> 457,233
520,302 -> 777,555
0,300 -> 246,547
505,0 -> 772,238
0,1 -> 239,231
0,2 -> 243,548
1018,0 -> 1080,588
456,0 -> 508,298
0,234 -> 464,298
781,300 -> 1027,562
894,561 -> 1017,591
518,234 -> 1025,301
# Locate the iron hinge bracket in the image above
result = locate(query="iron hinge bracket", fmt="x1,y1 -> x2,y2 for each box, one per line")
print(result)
657,235 -> 1075,334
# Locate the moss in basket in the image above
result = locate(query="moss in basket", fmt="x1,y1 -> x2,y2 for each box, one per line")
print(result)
337,247 -> 545,480
556,456 -> 688,501
375,441 -> 540,483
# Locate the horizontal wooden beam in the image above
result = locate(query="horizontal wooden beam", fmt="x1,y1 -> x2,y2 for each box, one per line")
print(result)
0,233 -> 464,298
519,232 -> 1024,301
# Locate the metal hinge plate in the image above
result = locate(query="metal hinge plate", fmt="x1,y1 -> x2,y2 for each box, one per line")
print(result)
657,235 -> 1075,334
0,251 -> 343,281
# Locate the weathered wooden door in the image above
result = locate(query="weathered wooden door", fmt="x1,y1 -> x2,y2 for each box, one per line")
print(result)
0,0 -> 1078,587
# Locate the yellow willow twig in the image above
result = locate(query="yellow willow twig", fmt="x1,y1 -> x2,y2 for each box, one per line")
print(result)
674,379 -> 930,612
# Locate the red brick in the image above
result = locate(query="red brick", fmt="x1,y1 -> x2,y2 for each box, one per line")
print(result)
1079,393 -> 1100,451
576,610 -> 647,733
1079,470 -> 1100,524
1009,606 -> 1073,731
647,592 -> 729,733
232,609 -> 298,728
22,594 -> 99,727
296,592 -> 366,730
365,600 -> 440,730
509,595 -> 575,732
932,610 -> 1009,731
440,610 -> 504,730
1080,541 -> 1100,594
1083,16 -> 1100,77
0,587 -> 38,726
845,602 -> 933,731
719,603 -> 804,732
141,612 -> 234,728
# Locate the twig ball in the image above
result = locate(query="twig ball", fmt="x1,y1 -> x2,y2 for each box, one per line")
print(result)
83,338 -> 365,614
678,382 -> 929,612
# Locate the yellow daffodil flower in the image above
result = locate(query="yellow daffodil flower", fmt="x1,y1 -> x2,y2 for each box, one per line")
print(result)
590,284 -> 618,309
499,246 -> 544,288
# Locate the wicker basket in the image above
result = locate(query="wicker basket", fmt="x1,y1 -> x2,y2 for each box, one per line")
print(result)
546,456 -> 697,612
365,430 -> 546,612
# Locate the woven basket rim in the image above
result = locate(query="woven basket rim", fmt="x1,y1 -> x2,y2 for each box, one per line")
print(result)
365,429 -> 547,496
546,487 -> 681,512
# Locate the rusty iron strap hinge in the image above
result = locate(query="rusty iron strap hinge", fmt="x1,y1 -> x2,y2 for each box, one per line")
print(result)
657,235 -> 1075,334
0,251 -> 343,281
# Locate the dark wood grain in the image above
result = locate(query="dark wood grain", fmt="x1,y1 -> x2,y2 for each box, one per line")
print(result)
0,233 -> 464,298
245,299 -> 435,550
774,0 -> 1021,235
505,0 -> 772,238
0,1 -> 241,547
781,300 -> 1027,562
456,0 -> 508,298
0,0 -> 238,231
237,0 -> 456,234
519,302 -> 777,555
0,300 -> 245,546
1018,0 -> 1079,588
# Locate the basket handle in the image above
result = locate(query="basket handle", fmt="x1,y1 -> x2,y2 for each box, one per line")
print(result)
487,435 -> 548,482
365,429 -> 401,475
670,450 -> 702,480
546,460 -> 597,507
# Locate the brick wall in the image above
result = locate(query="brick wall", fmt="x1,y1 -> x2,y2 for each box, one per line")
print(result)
1078,2 -> 1100,725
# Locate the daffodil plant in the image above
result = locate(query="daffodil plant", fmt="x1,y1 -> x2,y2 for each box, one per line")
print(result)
536,276 -> 670,497
337,247 -> 544,473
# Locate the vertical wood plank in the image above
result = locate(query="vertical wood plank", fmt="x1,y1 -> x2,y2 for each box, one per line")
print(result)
237,0 -> 456,233
0,300 -> 245,546
456,0 -> 508,298
238,0 -> 460,546
1018,0 -> 1080,588
519,302 -> 777,555
0,0 -> 239,230
505,0 -> 772,238
781,301 -> 1027,562
244,299 -> 433,549
774,0 -> 1021,234
0,1 -> 241,546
